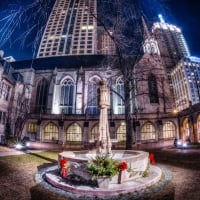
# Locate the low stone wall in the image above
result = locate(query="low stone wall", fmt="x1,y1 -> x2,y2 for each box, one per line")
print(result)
58,150 -> 149,184
32,164 -> 173,200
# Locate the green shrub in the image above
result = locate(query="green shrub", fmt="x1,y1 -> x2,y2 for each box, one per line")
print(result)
87,154 -> 120,178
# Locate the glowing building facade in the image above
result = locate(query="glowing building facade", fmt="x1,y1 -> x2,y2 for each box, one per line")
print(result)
37,0 -> 97,58
171,56 -> 200,111
152,16 -> 190,69
4,6 -> 200,147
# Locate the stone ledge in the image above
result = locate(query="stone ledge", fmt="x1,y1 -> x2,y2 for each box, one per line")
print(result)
32,164 -> 174,199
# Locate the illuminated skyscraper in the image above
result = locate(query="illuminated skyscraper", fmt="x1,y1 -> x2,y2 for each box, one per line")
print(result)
152,15 -> 190,68
171,56 -> 200,111
98,27 -> 116,55
37,0 -> 97,58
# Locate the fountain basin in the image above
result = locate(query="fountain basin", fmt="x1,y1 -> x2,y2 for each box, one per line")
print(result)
58,150 -> 149,184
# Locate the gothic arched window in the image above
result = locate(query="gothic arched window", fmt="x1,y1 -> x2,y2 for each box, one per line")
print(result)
116,122 -> 126,142
43,122 -> 58,141
60,77 -> 74,114
90,123 -> 99,142
66,123 -> 82,142
141,122 -> 156,140
87,76 -> 100,115
35,79 -> 48,113
116,77 -> 125,114
148,74 -> 159,103
163,121 -> 176,138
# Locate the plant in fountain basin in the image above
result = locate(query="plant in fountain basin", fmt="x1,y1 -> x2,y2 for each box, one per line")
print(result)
87,154 -> 128,188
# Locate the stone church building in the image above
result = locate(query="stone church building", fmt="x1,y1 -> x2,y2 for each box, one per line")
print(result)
0,52 -> 180,149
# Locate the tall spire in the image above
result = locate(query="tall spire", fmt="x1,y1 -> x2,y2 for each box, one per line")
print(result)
142,16 -> 150,39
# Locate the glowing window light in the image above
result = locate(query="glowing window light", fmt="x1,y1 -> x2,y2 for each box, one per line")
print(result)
81,25 -> 94,30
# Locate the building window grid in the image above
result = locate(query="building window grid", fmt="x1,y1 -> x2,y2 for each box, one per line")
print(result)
87,78 -> 100,115
116,77 -> 125,114
43,123 -> 58,141
117,122 -> 126,142
141,122 -> 156,140
27,123 -> 37,133
163,121 -> 176,138
66,123 -> 82,142
90,124 -> 99,142
60,78 -> 74,114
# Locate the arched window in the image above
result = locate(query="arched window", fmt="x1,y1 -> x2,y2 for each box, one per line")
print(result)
116,77 -> 125,114
87,76 -> 100,115
43,122 -> 58,141
90,123 -> 99,142
35,79 -> 48,113
163,121 -> 176,138
141,122 -> 156,140
148,74 -> 159,103
60,77 -> 74,114
116,122 -> 126,142
183,118 -> 190,140
66,123 -> 82,142
27,122 -> 37,133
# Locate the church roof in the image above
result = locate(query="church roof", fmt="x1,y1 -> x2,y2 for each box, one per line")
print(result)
11,55 -> 108,70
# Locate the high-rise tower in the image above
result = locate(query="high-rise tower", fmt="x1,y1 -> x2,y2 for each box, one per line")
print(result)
37,0 -> 97,58
152,15 -> 190,68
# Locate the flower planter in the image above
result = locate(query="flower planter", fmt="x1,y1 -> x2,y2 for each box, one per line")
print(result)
97,177 -> 110,188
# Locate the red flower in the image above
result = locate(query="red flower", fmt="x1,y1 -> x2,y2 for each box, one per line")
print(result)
60,158 -> 67,168
119,161 -> 128,171
59,158 -> 68,178
149,153 -> 155,165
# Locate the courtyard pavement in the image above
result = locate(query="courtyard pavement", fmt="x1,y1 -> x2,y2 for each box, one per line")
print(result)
1,144 -> 200,200
0,145 -> 44,157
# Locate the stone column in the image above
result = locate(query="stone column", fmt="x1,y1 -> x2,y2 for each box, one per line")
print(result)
97,81 -> 112,154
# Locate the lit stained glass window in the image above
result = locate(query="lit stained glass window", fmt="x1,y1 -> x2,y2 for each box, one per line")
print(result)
141,122 -> 156,140
27,123 -> 37,133
117,122 -> 126,142
43,122 -> 58,141
163,121 -> 176,138
66,123 -> 82,142
90,123 -> 99,142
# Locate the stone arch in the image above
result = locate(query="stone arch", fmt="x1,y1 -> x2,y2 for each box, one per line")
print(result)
182,117 -> 190,141
66,122 -> 82,142
88,75 -> 102,83
87,75 -> 101,115
35,78 -> 49,113
60,76 -> 75,114
140,121 -> 156,141
115,76 -> 124,114
60,75 -> 75,85
43,122 -> 58,142
196,114 -> 200,142
90,123 -> 99,142
116,121 -> 126,142
163,121 -> 176,139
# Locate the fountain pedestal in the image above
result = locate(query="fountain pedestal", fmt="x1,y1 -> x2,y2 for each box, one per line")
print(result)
97,80 -> 112,154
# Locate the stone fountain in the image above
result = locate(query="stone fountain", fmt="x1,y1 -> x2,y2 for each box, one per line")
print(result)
44,80 -> 162,198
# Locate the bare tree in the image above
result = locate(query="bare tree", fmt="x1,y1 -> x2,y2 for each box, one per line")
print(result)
88,0 -> 172,149
7,83 -> 30,140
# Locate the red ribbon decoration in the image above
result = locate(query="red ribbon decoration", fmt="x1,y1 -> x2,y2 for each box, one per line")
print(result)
149,153 -> 156,165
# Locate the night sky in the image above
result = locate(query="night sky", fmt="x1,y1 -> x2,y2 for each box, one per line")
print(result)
0,0 -> 200,61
